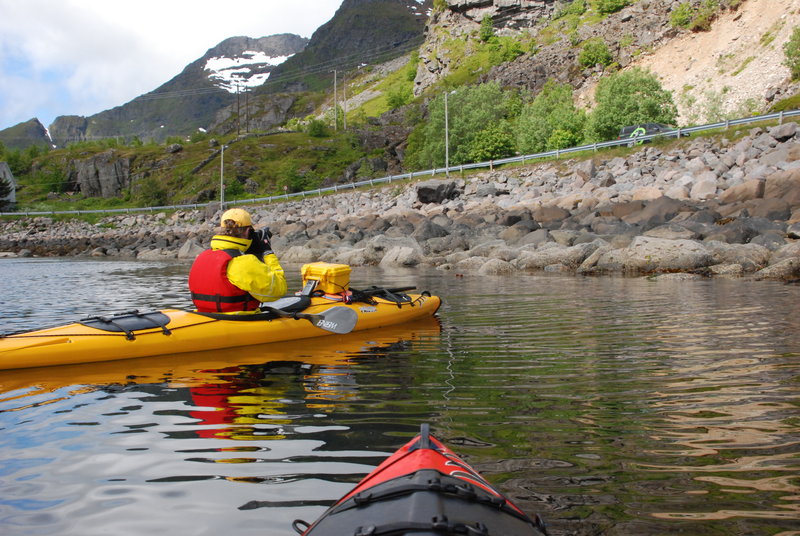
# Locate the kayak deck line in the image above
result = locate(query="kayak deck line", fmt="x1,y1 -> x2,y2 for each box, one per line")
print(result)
295,423 -> 548,536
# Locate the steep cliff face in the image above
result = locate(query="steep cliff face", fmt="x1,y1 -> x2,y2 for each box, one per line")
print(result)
413,0 -> 559,95
488,0 -> 679,96
264,0 -> 432,93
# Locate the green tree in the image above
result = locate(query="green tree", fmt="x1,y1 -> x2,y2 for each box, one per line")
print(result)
0,175 -> 11,201
406,82 -> 516,169
585,67 -> 678,142
468,122 -> 515,162
480,15 -> 495,43
134,176 -> 169,207
276,161 -> 308,193
515,80 -> 587,154
5,149 -> 32,176
784,26 -> 800,80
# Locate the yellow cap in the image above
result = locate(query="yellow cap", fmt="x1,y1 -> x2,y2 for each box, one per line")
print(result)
220,208 -> 252,227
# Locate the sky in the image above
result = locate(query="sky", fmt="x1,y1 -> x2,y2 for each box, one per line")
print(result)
0,0 -> 343,131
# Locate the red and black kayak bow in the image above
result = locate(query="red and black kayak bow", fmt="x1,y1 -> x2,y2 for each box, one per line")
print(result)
294,424 -> 548,535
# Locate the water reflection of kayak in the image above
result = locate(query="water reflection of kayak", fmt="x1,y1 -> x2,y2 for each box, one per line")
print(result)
0,316 -> 442,394
0,288 -> 441,370
294,424 -> 549,536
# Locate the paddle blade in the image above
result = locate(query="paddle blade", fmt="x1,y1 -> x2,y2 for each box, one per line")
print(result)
310,307 -> 358,334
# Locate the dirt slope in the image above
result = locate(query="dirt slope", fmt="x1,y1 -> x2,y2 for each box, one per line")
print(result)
635,0 -> 800,124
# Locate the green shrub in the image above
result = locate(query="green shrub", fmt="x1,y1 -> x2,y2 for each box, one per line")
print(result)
784,26 -> 800,80
134,176 -> 169,207
307,119 -> 329,138
480,15 -> 495,43
432,0 -> 448,13
548,129 -> 582,150
556,0 -> 587,17
189,130 -> 208,143
770,92 -> 800,112
387,86 -> 413,109
405,52 -> 419,82
670,2 -> 694,28
690,0 -> 719,31
579,38 -> 613,68
225,179 -> 245,198
489,36 -> 526,64
593,0 -> 629,15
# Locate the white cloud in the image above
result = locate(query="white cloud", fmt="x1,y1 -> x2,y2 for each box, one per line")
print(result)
0,0 -> 342,129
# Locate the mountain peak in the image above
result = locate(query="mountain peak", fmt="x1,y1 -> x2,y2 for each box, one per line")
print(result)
202,34 -> 309,93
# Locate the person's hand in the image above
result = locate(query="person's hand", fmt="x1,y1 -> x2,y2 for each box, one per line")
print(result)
246,228 -> 272,258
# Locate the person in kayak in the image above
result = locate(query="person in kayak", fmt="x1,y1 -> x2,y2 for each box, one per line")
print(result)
189,208 -> 287,313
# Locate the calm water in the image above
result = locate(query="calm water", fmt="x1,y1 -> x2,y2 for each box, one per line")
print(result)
1,257 -> 799,535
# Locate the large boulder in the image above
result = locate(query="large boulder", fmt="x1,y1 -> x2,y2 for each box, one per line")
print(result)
514,242 -> 599,271
764,168 -> 800,208
596,236 -> 713,273
415,179 -> 461,204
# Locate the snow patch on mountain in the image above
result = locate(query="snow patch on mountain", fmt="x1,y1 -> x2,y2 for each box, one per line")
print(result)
205,51 -> 294,93
409,0 -> 430,17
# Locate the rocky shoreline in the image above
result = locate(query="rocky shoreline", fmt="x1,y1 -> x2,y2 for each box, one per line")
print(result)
2,124 -> 800,281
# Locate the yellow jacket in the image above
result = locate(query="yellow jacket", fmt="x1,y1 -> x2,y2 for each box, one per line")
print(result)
209,234 -> 287,303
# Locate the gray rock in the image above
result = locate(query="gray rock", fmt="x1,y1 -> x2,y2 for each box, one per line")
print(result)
514,242 -> 598,271
771,241 -> 800,263
596,236 -> 713,273
768,122 -> 797,142
380,246 -> 423,267
754,257 -> 800,280
643,224 -> 698,240
704,240 -> 770,271
477,258 -> 516,275
416,179 -> 461,204
177,239 -> 205,259
709,263 -> 745,276
411,220 -> 449,242
517,228 -> 551,247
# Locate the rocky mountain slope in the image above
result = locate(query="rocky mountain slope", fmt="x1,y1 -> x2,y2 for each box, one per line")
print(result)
421,0 -> 799,123
0,0 -> 432,149
47,34 -> 309,147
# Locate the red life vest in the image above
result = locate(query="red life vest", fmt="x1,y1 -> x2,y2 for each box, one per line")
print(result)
189,249 -> 261,313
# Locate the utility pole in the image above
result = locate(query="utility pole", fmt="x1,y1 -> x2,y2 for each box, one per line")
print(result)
220,145 -> 226,208
444,91 -> 450,176
333,70 -> 338,131
343,72 -> 348,131
236,82 -> 240,136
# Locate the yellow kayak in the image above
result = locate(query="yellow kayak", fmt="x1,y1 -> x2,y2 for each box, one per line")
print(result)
0,316 -> 442,395
0,289 -> 441,370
